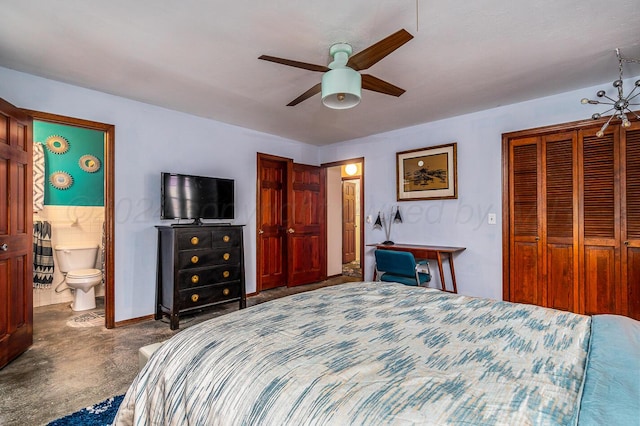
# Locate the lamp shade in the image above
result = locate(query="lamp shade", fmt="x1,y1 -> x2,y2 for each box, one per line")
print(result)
393,207 -> 403,223
373,212 -> 383,229
321,67 -> 361,109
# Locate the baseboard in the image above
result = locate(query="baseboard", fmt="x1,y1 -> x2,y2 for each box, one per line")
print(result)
115,314 -> 155,327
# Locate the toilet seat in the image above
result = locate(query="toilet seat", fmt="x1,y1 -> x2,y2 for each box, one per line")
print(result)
67,268 -> 102,279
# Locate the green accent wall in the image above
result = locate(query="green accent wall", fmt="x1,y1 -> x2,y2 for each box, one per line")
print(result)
34,121 -> 104,206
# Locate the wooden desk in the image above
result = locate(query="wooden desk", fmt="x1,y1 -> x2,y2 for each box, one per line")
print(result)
370,244 -> 466,293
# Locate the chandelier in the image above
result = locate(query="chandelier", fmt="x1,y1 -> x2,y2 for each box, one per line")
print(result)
581,48 -> 640,137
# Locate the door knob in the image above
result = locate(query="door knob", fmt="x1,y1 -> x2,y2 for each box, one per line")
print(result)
258,229 -> 264,234
624,241 -> 630,246
287,228 -> 295,234
0,243 -> 7,251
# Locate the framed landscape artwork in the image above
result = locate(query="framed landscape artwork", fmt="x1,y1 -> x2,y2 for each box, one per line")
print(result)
396,143 -> 457,201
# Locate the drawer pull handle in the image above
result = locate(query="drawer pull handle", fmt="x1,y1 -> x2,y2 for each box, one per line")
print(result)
223,235 -> 230,243
191,255 -> 199,264
190,236 -> 199,245
223,253 -> 230,261
191,294 -> 199,302
222,288 -> 230,296
223,270 -> 230,278
191,275 -> 199,284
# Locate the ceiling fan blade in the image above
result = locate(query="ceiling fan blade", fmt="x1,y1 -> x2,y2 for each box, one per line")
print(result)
259,55 -> 329,72
287,83 -> 322,106
361,74 -> 405,97
347,29 -> 413,71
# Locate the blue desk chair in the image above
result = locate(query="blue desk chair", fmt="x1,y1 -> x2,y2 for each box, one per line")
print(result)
374,249 -> 431,286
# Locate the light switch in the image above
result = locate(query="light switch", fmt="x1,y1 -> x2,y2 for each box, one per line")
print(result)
488,213 -> 497,225
366,215 -> 372,224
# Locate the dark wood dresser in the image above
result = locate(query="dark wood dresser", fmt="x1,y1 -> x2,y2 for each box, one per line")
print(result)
155,224 -> 246,329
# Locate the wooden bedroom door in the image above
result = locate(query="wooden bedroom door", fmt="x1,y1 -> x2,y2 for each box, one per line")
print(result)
287,163 -> 325,286
342,181 -> 356,264
256,155 -> 288,291
0,97 -> 33,369
257,155 -> 326,290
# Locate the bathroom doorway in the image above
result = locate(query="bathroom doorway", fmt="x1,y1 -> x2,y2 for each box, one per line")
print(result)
27,110 -> 115,328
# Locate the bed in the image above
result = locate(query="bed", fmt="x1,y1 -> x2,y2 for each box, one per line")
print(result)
114,281 -> 640,425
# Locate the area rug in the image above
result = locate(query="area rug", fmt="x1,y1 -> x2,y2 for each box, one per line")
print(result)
47,394 -> 124,425
66,310 -> 105,328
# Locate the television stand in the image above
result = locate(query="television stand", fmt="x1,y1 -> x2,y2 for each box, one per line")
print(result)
155,224 -> 246,329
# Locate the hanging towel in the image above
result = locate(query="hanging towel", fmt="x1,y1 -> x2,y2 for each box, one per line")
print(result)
33,220 -> 54,288
33,142 -> 45,212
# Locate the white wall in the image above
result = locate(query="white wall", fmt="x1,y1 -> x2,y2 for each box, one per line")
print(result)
4,65 -> 638,318
326,167 -> 343,276
319,77 -> 640,300
0,66 -> 318,322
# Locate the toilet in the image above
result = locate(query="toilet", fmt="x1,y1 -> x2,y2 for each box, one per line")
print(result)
54,245 -> 103,311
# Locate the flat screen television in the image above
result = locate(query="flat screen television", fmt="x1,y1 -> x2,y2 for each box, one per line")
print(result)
161,172 -> 234,224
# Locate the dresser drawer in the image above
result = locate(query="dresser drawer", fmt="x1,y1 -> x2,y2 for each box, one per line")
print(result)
177,247 -> 241,269
177,230 -> 212,250
178,265 -> 241,289
211,228 -> 241,248
179,283 -> 241,309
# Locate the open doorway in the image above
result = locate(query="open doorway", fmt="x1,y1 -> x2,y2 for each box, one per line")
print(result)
323,158 -> 364,280
26,110 -> 115,328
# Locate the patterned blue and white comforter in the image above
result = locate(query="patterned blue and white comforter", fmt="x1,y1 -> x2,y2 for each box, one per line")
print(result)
115,282 -> 593,425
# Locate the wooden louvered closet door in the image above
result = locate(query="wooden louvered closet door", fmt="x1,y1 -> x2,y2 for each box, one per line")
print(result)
622,123 -> 640,319
508,137 -> 541,305
579,126 -> 623,315
508,133 -> 578,309
544,132 -> 577,312
504,121 -> 640,320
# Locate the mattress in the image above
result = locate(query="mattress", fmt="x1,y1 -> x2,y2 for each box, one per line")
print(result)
114,281 -> 635,425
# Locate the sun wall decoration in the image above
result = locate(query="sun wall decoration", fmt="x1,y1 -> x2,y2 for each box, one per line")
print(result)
49,171 -> 73,190
79,154 -> 101,173
45,135 -> 69,154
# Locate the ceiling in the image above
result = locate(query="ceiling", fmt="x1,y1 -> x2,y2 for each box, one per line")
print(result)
0,1 -> 639,145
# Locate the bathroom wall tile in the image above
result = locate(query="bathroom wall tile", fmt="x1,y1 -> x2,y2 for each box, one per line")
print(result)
32,289 -> 40,308
33,205 -> 105,307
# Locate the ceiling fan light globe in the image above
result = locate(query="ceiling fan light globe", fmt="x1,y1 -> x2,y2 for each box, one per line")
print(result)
321,68 -> 361,109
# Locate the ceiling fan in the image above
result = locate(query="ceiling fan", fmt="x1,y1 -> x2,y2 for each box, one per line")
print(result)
258,29 -> 414,109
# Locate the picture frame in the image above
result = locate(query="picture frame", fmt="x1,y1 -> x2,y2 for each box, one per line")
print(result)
396,142 -> 457,201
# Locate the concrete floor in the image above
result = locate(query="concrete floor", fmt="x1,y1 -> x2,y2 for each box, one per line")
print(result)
0,276 -> 359,426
